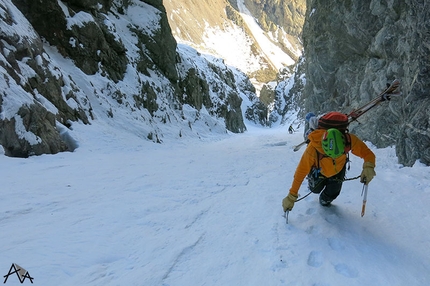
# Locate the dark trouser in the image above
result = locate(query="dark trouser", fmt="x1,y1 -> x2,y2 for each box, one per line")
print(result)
311,165 -> 346,202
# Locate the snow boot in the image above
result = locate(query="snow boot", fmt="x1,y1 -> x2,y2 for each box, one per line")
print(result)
319,193 -> 332,207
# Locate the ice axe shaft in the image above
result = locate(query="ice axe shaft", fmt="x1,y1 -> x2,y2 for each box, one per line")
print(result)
361,182 -> 368,217
361,201 -> 367,217
283,211 -> 289,224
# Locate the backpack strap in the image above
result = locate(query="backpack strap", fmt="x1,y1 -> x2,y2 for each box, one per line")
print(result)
344,133 -> 351,170
344,132 -> 351,153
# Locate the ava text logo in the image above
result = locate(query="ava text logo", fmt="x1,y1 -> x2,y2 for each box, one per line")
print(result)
3,263 -> 34,284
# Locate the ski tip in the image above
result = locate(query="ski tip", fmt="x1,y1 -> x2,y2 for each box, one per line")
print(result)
388,79 -> 401,91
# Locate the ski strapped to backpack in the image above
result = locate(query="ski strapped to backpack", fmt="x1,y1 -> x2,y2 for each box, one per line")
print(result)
293,79 -> 401,152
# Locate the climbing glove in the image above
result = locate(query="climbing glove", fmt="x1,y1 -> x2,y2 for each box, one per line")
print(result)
282,193 -> 298,212
360,162 -> 376,184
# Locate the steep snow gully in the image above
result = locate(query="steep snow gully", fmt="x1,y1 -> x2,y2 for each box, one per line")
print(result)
1,122 -> 429,285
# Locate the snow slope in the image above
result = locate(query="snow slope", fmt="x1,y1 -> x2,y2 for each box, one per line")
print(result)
1,122 -> 429,286
166,0 -> 298,79
236,0 -> 296,71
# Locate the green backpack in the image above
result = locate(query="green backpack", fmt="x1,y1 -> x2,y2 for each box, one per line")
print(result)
321,128 -> 346,158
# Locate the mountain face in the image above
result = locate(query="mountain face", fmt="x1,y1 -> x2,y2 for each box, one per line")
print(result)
163,0 -> 305,126
299,0 -> 430,166
0,0 -> 253,157
164,0 -> 304,83
240,0 -> 304,44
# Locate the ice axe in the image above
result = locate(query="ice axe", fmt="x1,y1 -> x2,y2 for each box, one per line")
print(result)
361,180 -> 368,217
283,211 -> 289,224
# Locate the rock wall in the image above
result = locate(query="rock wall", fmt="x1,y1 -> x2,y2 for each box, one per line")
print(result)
301,0 -> 430,166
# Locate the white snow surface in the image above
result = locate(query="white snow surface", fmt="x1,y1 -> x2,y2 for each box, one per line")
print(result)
202,24 -> 263,75
1,123 -> 430,286
236,0 -> 295,70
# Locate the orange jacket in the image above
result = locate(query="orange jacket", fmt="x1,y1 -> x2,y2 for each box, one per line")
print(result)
289,129 -> 376,196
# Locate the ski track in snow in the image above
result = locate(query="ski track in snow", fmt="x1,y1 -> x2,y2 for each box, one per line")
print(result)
0,123 -> 429,286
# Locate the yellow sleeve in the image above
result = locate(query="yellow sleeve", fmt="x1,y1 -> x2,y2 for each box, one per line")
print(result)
289,146 -> 317,196
350,134 -> 376,165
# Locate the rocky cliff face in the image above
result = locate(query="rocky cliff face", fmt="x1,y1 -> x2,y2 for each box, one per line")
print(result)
0,0 -> 251,157
300,0 -> 430,166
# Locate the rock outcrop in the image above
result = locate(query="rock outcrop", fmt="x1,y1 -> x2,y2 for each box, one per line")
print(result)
0,0 -> 91,156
